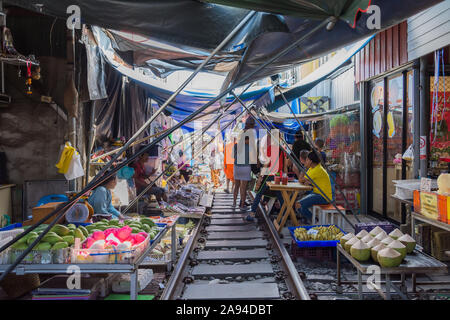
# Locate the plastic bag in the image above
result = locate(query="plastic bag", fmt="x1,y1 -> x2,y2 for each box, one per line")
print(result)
402,144 -> 414,161
64,152 -> 85,180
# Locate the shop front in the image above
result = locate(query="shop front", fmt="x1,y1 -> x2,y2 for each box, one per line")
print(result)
366,68 -> 414,223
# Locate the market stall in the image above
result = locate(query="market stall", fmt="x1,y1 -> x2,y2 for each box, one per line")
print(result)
0,215 -> 178,299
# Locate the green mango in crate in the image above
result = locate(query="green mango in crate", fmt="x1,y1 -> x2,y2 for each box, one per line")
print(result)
74,228 -> 85,241
62,235 -> 75,246
52,242 -> 68,250
42,234 -> 64,245
77,225 -> 89,237
51,225 -> 70,237
140,218 -> 156,227
36,242 -> 52,251
27,235 -> 39,246
11,242 -> 29,250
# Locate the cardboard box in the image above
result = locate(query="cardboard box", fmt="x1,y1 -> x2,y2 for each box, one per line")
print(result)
30,202 -> 66,225
414,190 -> 449,224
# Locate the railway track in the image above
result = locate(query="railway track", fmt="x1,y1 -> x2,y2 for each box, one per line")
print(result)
161,191 -> 310,300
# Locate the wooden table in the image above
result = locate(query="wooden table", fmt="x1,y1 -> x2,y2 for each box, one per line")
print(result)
266,182 -> 313,233
336,244 -> 447,300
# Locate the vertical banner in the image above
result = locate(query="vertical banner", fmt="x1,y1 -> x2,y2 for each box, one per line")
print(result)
430,76 -> 450,162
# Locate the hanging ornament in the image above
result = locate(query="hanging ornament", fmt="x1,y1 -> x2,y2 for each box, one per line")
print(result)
25,61 -> 32,95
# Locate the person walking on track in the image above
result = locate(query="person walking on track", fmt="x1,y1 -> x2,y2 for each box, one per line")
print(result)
232,117 -> 257,211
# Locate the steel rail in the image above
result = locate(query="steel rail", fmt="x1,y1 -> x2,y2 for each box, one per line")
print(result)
255,196 -> 311,300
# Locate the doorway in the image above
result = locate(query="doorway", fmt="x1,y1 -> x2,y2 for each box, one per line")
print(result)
368,70 -> 414,223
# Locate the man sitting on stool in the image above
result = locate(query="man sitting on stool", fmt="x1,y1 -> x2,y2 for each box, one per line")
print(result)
295,151 -> 332,224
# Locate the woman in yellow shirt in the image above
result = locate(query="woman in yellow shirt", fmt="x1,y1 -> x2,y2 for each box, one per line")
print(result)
296,151 -> 332,224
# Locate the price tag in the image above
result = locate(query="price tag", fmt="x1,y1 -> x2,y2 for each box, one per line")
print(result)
420,178 -> 431,192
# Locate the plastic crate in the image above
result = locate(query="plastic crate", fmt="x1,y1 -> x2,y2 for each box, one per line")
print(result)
432,231 -> 450,262
0,223 -> 22,232
291,240 -> 334,261
71,231 -> 153,264
72,222 -> 92,227
355,222 -> 396,235
288,225 -> 346,248
143,251 -> 172,265
0,236 -> 12,264
8,247 -> 71,264
0,228 -> 24,241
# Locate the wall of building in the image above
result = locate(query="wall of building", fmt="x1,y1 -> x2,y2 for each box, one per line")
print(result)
330,66 -> 359,109
408,0 -> 450,61
355,21 -> 408,83
0,60 -> 69,222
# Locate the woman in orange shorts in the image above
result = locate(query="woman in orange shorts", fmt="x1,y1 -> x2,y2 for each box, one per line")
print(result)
223,139 -> 235,193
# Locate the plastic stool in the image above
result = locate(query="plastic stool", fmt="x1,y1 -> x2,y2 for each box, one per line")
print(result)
312,204 -> 346,228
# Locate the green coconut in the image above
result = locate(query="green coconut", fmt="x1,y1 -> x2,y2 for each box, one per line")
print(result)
387,240 -> 407,260
366,237 -> 381,249
371,243 -> 387,263
389,228 -> 404,240
369,226 -> 385,237
340,233 -> 355,248
397,234 -> 416,254
361,234 -> 373,244
377,247 -> 403,268
344,236 -> 359,253
350,240 -> 371,262
356,229 -> 369,240
374,231 -> 388,241
381,236 -> 394,246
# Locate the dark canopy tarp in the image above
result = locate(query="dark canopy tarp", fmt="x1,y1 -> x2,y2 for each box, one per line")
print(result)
202,0 -> 371,27
7,0 -> 288,52
227,0 -> 442,85
8,0 -> 442,86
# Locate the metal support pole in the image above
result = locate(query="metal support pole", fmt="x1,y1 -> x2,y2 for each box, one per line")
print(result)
413,60 -> 420,178
419,57 -> 429,178
360,81 -> 369,216
85,102 -> 96,186
171,223 -> 177,268
358,269 -> 363,300
337,249 -> 341,287
130,270 -> 138,300
385,273 -> 391,300
0,16 -> 331,281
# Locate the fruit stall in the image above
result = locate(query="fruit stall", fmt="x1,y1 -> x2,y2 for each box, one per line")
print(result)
0,215 -> 180,300
336,226 -> 448,300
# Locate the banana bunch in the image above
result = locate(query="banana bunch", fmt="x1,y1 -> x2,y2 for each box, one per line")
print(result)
294,225 -> 344,241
